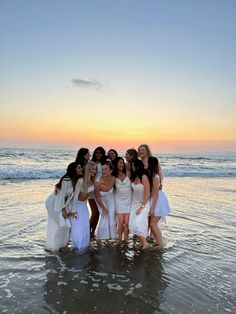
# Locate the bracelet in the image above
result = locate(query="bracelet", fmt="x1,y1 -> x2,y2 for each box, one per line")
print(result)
140,204 -> 145,209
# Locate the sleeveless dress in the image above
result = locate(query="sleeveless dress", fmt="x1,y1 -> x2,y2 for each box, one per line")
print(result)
153,175 -> 171,224
114,176 -> 132,214
96,188 -> 116,239
129,183 -> 150,237
70,185 -> 94,252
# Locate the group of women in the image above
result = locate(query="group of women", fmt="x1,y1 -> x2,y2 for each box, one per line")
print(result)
45,144 -> 171,253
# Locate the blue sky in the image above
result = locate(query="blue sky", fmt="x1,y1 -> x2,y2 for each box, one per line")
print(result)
1,0 -> 235,151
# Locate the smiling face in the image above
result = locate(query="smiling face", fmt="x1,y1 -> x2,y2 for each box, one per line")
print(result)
90,165 -> 97,177
94,150 -> 103,162
117,159 -> 125,171
138,145 -> 148,159
108,150 -> 117,161
76,164 -> 83,176
102,164 -> 111,176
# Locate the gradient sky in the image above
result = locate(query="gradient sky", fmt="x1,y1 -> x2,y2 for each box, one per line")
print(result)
1,0 -> 235,152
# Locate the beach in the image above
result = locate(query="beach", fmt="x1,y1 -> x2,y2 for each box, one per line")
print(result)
0,148 -> 236,313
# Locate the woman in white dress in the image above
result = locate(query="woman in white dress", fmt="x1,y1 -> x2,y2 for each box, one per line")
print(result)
138,144 -> 163,187
113,157 -> 132,241
70,161 -> 97,252
45,162 -> 83,252
148,157 -> 171,248
94,163 -> 116,241
129,159 -> 151,249
89,146 -> 107,237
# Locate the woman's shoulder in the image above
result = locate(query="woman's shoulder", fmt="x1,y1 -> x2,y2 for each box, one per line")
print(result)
61,178 -> 72,186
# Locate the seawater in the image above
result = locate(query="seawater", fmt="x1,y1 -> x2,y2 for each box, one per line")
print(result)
0,148 -> 236,179
0,148 -> 236,313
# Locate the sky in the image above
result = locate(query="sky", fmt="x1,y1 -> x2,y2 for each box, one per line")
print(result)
0,0 -> 236,153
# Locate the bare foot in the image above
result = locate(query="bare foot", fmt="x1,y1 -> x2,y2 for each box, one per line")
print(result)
156,242 -> 164,249
142,243 -> 150,250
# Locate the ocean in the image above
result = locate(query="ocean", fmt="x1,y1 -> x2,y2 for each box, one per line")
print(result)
0,148 -> 236,313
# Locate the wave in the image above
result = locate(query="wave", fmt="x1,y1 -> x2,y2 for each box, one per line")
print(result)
0,148 -> 235,180
0,167 -> 235,180
0,167 -> 65,180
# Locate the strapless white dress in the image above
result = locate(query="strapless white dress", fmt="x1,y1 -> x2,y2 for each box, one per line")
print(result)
129,183 -> 150,237
114,176 -> 132,214
96,188 -> 116,239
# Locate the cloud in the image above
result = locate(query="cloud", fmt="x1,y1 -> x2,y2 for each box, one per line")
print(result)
71,78 -> 103,90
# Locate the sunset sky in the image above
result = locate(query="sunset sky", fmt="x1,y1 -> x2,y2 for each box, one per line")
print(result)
1,0 -> 235,152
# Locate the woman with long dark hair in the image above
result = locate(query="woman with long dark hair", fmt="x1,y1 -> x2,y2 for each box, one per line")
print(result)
129,159 -> 151,249
75,148 -> 91,170
147,156 -> 171,248
45,162 -> 83,252
113,157 -> 132,241
125,148 -> 138,176
89,146 -> 107,237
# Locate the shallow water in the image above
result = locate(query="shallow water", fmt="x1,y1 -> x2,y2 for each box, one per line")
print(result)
0,177 -> 235,313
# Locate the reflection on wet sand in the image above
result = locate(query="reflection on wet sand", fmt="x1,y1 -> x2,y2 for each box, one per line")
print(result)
44,239 -> 169,313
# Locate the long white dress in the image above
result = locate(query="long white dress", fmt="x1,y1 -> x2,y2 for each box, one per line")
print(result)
114,176 -> 132,214
129,183 -> 150,237
70,185 -> 94,252
45,179 -> 82,252
153,176 -> 171,224
96,188 -> 116,239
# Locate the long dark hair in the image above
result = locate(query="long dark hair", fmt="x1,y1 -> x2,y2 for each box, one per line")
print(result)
75,148 -> 89,167
130,159 -> 146,182
55,162 -> 81,191
147,156 -> 159,192
91,146 -> 107,165
112,157 -> 126,177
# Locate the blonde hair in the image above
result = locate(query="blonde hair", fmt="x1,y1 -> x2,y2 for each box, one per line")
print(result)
82,161 -> 97,192
138,144 -> 152,157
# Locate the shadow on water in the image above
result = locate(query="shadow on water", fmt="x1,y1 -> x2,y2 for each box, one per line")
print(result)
43,240 -> 169,313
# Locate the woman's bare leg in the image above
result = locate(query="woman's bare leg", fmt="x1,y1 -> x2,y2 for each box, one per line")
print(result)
149,216 -> 164,247
88,199 -> 99,237
117,214 -> 125,241
124,213 -> 130,241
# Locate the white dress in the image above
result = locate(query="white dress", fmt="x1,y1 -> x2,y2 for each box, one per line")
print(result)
96,188 -> 116,239
129,183 -> 150,237
45,179 -> 82,252
114,176 -> 132,214
70,185 -> 94,252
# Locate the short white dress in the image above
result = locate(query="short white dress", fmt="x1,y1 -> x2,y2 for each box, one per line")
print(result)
70,185 -> 94,252
96,188 -> 116,239
129,183 -> 150,237
114,176 -> 132,214
153,175 -> 171,224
